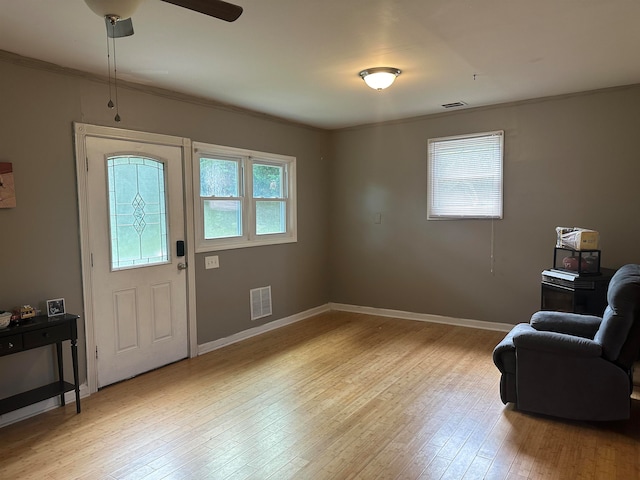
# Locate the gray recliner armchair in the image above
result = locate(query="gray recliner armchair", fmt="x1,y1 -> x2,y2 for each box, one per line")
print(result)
493,264 -> 640,420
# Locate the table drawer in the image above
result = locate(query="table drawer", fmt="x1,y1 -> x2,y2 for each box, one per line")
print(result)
23,324 -> 71,349
0,334 -> 23,356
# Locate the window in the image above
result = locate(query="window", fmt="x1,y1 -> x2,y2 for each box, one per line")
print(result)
107,155 -> 169,270
193,142 -> 297,252
427,130 -> 503,219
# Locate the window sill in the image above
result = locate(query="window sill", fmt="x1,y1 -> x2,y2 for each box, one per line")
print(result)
195,235 -> 297,253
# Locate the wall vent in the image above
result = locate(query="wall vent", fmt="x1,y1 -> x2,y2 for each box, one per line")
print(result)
250,286 -> 272,321
442,101 -> 468,109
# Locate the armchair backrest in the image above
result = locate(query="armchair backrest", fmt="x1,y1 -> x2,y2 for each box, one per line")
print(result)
593,264 -> 640,368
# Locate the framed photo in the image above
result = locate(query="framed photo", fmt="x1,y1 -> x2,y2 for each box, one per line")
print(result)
47,298 -> 66,317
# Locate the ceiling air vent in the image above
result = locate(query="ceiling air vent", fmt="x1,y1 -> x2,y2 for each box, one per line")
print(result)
442,101 -> 468,109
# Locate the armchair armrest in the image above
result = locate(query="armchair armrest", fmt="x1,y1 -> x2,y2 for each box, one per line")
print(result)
513,329 -> 602,357
493,323 -> 530,372
530,311 -> 602,339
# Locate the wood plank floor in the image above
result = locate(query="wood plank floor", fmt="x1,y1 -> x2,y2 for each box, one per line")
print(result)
1,311 -> 640,479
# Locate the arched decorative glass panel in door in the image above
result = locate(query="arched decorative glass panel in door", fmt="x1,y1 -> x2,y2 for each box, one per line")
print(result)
107,155 -> 169,270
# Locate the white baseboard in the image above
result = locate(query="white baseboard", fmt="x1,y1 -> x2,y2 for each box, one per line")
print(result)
198,303 -> 513,357
329,303 -> 515,332
0,383 -> 89,429
197,304 -> 332,355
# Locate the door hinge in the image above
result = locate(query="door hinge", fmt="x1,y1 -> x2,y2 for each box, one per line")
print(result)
86,156 -> 89,172
95,346 -> 98,359
91,253 -> 94,267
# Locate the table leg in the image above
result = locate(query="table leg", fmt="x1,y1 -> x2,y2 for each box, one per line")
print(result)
71,338 -> 81,413
56,342 -> 65,407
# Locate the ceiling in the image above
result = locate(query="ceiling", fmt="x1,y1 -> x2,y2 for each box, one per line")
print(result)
2,0 -> 640,130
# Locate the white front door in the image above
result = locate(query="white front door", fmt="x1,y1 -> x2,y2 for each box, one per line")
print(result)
86,136 -> 188,388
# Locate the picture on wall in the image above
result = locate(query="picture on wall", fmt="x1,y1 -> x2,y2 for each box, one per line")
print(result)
0,162 -> 16,208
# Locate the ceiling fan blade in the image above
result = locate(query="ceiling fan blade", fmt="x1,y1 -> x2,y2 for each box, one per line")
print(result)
161,0 -> 243,22
105,17 -> 135,38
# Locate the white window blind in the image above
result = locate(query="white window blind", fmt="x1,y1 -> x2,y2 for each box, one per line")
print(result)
428,130 -> 503,219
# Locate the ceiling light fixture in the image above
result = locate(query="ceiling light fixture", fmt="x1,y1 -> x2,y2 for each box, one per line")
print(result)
359,67 -> 402,91
84,0 -> 144,20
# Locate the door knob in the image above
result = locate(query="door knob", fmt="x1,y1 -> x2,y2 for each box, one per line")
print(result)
177,262 -> 188,270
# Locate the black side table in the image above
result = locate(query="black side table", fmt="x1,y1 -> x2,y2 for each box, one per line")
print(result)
0,313 -> 81,415
541,268 -> 616,316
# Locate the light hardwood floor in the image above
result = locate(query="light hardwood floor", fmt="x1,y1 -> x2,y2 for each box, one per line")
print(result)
1,311 -> 639,479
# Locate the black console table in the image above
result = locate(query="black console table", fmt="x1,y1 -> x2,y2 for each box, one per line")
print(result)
0,314 -> 81,415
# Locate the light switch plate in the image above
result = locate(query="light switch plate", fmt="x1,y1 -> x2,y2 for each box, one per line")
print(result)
205,255 -> 219,269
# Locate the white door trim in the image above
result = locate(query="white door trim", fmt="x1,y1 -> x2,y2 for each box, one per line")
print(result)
74,122 -> 198,395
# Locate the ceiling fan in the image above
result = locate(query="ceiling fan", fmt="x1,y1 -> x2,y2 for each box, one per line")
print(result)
86,0 -> 243,122
85,0 -> 243,38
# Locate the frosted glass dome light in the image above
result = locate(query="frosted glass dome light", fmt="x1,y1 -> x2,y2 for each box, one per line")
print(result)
84,0 -> 145,19
359,67 -> 402,91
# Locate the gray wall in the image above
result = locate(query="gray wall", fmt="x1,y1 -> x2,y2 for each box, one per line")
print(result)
0,54 -> 329,403
0,57 -> 87,400
329,86 -> 640,325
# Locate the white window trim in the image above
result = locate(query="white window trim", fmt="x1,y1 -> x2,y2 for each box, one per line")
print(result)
427,130 -> 504,220
193,142 -> 297,252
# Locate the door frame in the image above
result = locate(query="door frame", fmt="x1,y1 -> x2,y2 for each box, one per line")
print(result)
74,122 -> 198,395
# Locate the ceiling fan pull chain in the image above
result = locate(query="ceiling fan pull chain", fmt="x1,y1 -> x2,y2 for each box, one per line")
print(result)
106,27 -> 114,109
111,29 -> 121,123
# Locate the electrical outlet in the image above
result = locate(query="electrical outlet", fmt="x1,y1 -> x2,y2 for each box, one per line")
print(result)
205,255 -> 219,269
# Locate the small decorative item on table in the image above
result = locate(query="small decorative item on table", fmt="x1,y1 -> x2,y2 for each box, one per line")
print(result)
46,298 -> 66,317
0,311 -> 11,329
18,305 -> 36,319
